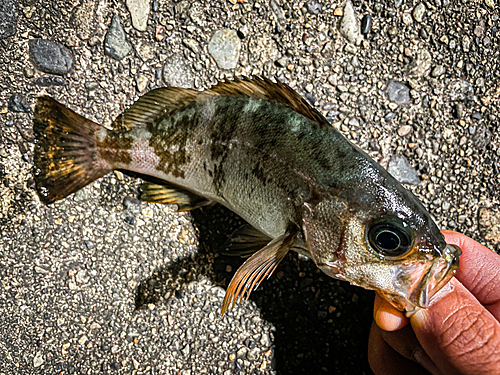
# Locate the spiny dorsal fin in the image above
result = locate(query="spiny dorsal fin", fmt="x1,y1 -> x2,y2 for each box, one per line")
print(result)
222,224 -> 272,257
114,77 -> 329,132
221,228 -> 297,315
208,76 -> 330,128
139,181 -> 213,212
113,87 -> 199,131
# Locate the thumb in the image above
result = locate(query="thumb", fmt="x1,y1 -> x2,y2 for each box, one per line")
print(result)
411,278 -> 500,375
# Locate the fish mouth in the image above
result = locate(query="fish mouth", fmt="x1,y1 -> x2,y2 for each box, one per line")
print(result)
407,243 -> 462,310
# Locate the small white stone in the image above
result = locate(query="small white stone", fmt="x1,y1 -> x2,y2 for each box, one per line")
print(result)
412,3 -> 426,23
136,75 -> 149,92
33,351 -> 44,367
126,0 -> 150,31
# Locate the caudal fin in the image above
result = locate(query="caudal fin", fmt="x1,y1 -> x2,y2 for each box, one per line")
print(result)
33,96 -> 112,204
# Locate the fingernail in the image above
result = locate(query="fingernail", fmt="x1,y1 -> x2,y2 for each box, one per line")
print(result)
411,307 -> 426,327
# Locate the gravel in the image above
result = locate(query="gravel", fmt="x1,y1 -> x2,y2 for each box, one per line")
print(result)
386,81 -> 410,104
28,39 -> 74,75
162,53 -> 194,88
104,15 -> 131,61
1,0 -> 499,374
126,0 -> 150,31
361,14 -> 373,35
8,93 -> 31,113
340,0 -> 362,46
208,29 -> 242,70
388,155 -> 421,186
0,0 -> 17,40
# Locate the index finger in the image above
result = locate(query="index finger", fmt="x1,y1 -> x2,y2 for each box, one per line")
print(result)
443,230 -> 500,321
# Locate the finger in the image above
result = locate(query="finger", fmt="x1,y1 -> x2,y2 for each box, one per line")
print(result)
379,324 -> 443,375
412,277 -> 500,375
442,230 -> 500,320
368,321 -> 433,375
374,293 -> 409,331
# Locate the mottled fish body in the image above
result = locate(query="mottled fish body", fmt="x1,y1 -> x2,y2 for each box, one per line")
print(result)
33,77 -> 461,314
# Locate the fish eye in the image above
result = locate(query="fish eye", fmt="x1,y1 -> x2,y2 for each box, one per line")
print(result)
368,223 -> 411,257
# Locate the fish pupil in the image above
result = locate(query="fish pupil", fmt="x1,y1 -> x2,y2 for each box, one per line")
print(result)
376,230 -> 400,250
368,223 -> 411,257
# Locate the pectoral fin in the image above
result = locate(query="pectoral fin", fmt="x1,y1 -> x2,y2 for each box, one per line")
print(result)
139,181 -> 213,212
221,228 -> 297,315
222,224 -> 272,257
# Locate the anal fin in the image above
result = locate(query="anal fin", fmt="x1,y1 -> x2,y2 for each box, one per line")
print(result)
139,181 -> 213,212
221,228 -> 297,316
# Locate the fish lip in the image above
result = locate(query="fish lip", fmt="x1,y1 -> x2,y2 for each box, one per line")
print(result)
408,243 -> 462,309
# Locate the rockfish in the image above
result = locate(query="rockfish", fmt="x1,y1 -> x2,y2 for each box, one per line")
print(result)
33,77 -> 461,314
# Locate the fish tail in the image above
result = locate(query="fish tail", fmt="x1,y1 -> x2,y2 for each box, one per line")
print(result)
33,96 -> 112,204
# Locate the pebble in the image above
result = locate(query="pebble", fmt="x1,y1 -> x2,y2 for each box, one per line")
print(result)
349,118 -> 359,127
23,67 -> 35,78
402,13 -> 413,25
340,1 -> 362,46
8,93 -> 30,113
124,216 -> 136,225
155,25 -> 166,41
387,155 -> 421,185
275,56 -> 288,68
445,79 -> 474,101
104,15 -> 131,61
136,75 -> 149,92
135,40 -> 154,61
306,0 -> 322,15
471,112 -> 482,120
412,3 -> 426,23
397,125 -> 412,137
484,0 -> 495,8
183,38 -> 199,54
270,0 -> 286,24
0,0 -> 17,40
454,103 -> 464,119
33,351 -> 44,367
29,39 -> 74,75
299,58 -> 312,66
126,0 -> 150,31
208,29 -> 241,70
386,81 -> 410,104
33,76 -> 64,86
162,53 -> 193,88
384,112 -> 395,122
344,43 -> 357,55
361,14 -> 372,34
431,65 -> 445,77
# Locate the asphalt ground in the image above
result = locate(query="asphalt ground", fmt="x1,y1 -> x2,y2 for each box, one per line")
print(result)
0,0 -> 499,374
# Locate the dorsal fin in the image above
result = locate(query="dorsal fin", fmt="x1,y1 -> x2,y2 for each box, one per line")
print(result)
207,76 -> 330,128
112,77 -> 329,131
113,87 -> 199,131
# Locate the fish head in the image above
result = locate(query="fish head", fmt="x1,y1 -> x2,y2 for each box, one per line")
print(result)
302,183 -> 462,313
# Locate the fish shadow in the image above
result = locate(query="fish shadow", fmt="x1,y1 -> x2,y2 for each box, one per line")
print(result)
135,205 -> 375,375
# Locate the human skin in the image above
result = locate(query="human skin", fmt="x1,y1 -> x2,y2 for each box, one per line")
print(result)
368,230 -> 500,375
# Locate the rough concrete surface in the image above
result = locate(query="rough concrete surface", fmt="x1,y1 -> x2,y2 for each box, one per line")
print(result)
0,0 -> 499,374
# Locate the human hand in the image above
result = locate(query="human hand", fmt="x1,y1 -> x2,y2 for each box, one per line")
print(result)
368,230 -> 500,375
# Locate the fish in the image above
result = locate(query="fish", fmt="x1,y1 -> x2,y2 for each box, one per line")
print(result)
32,76 -> 462,315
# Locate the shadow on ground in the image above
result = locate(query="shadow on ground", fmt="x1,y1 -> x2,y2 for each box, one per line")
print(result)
135,205 -> 375,375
